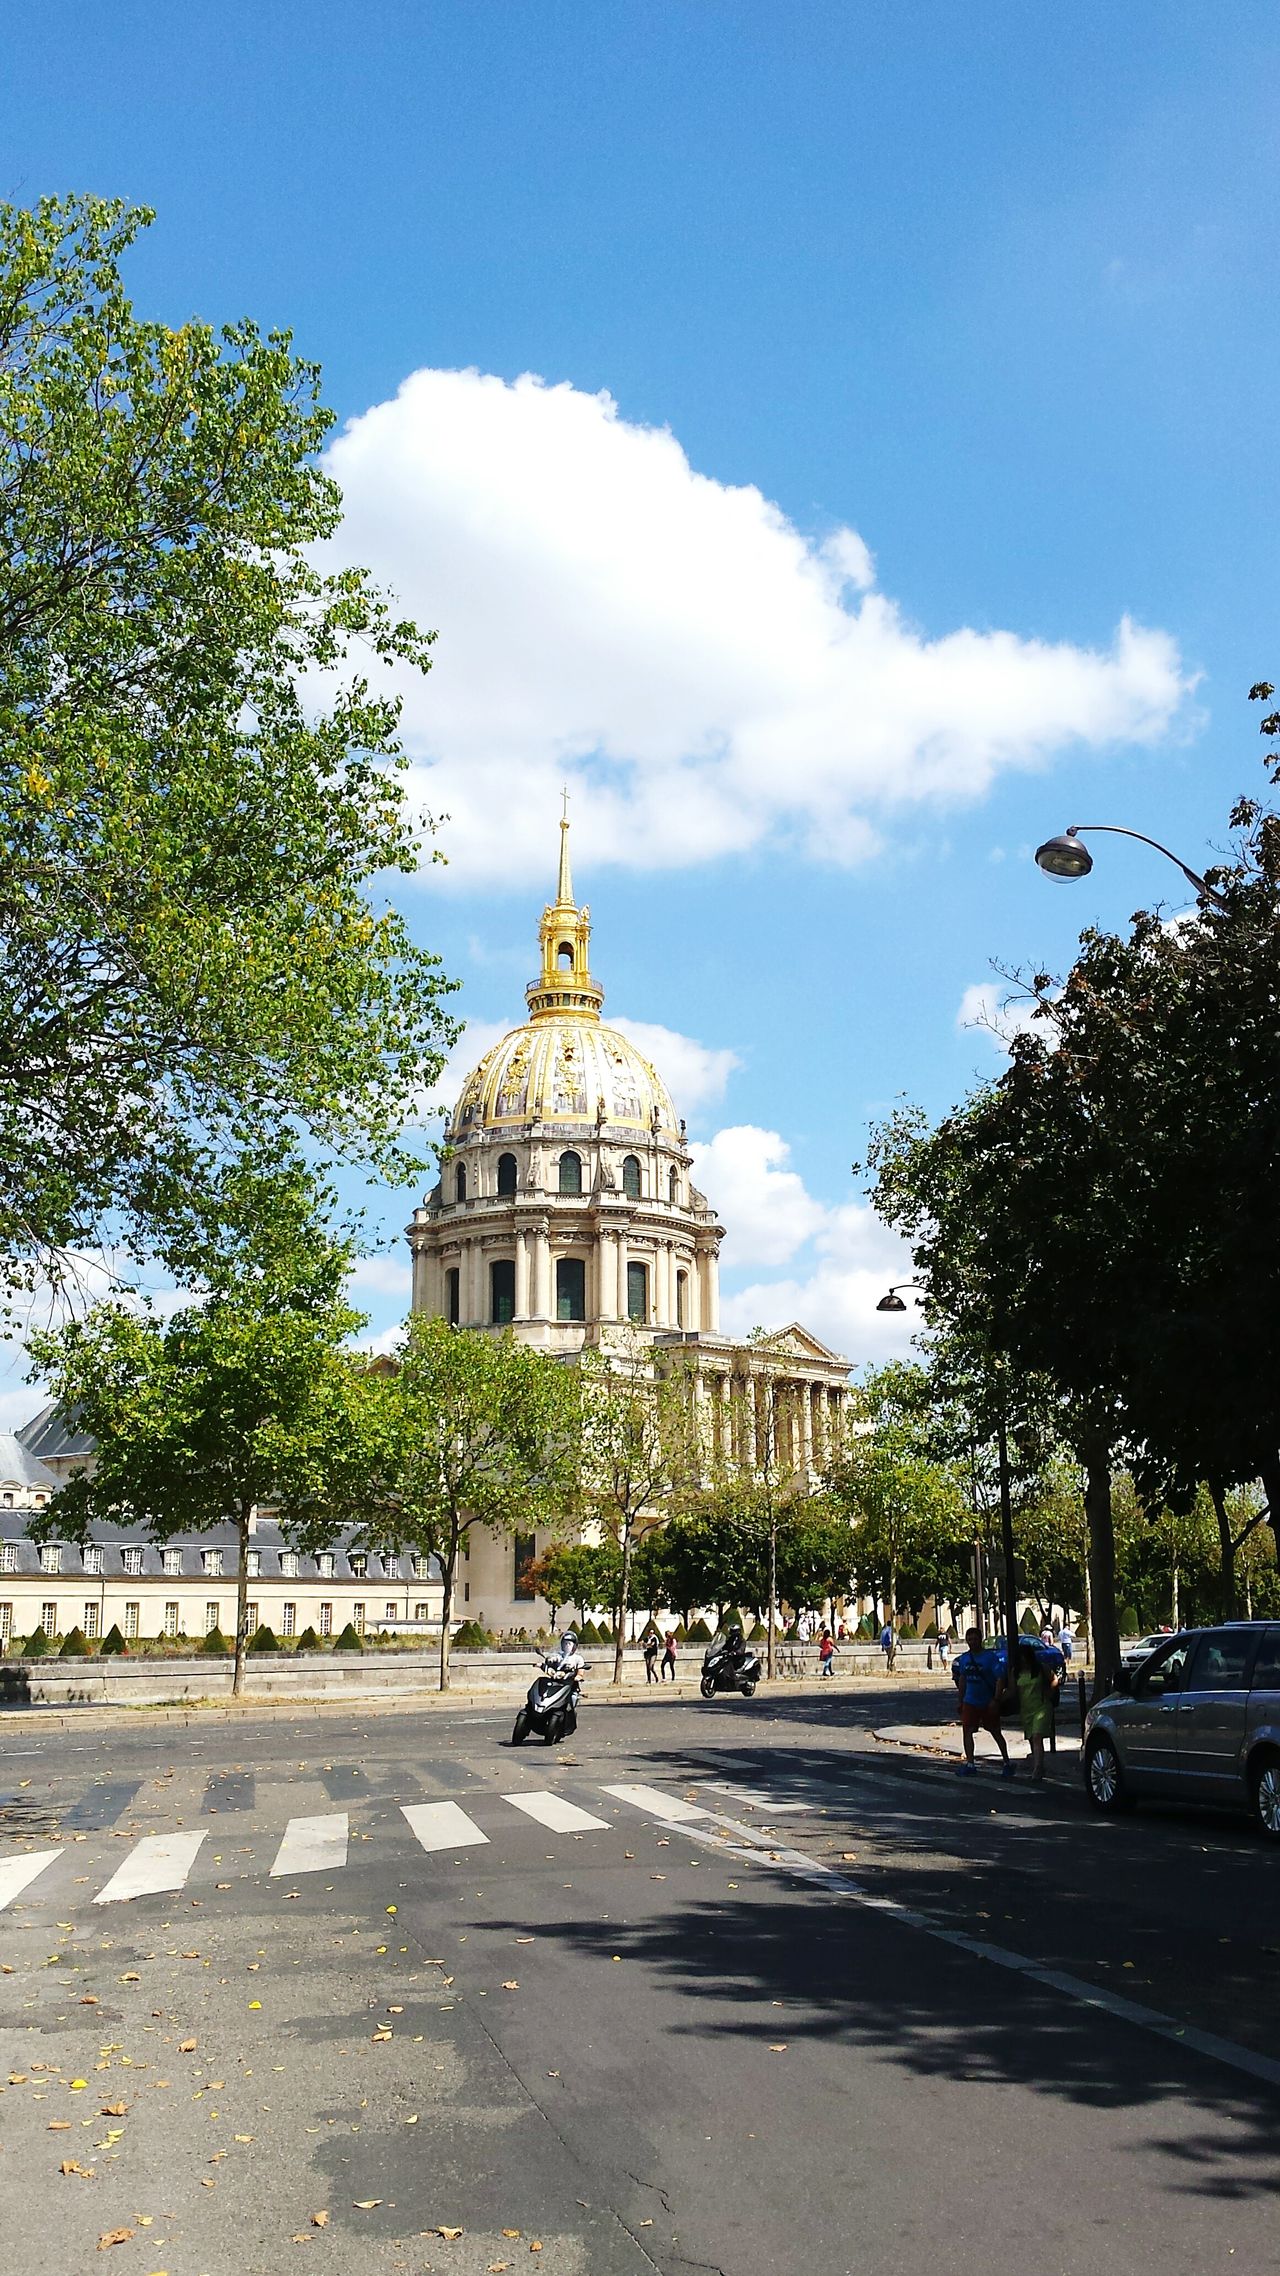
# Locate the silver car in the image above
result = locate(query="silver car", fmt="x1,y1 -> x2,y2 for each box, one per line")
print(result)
1084,1624 -> 1280,1838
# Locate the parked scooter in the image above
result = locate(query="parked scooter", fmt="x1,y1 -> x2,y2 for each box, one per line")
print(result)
512,1637 -> 587,1745
700,1627 -> 762,1699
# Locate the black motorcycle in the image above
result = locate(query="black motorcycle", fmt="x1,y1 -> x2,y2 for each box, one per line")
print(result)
512,1651 -> 585,1745
700,1636 -> 761,1699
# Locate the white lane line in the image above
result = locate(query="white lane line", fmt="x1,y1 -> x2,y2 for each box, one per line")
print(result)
502,1791 -> 610,1834
402,1801 -> 489,1854
0,1849 -> 60,1909
93,1830 -> 206,1906
270,1813 -> 348,1877
700,1781 -> 812,1813
657,1799 -> 1280,2096
600,1782 -> 709,1824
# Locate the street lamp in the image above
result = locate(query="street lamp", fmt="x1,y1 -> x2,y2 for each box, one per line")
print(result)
875,1282 -> 924,1314
874,1282 -> 1021,1680
1034,823 -> 1230,911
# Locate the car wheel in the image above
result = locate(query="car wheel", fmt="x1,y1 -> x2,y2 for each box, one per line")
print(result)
1251,1752 -> 1280,1840
1085,1734 -> 1131,1813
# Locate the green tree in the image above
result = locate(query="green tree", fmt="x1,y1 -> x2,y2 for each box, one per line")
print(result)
775,1497 -> 856,1619
366,1317 -> 581,1692
825,1364 -> 968,1646
523,1540 -> 621,1628
27,1179 -> 369,1697
578,1348 -> 703,1685
0,194 -> 458,1300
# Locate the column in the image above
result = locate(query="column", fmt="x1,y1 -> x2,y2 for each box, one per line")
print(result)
656,1241 -> 672,1327
531,1223 -> 552,1319
718,1373 -> 733,1463
800,1382 -> 814,1477
467,1239 -> 485,1326
599,1228 -> 619,1320
514,1228 -> 531,1321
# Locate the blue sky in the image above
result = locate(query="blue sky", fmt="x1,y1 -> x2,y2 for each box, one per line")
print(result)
7,2 -> 1280,1390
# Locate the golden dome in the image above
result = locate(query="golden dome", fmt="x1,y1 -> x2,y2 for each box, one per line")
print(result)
450,1017 -> 678,1140
447,817 -> 681,1142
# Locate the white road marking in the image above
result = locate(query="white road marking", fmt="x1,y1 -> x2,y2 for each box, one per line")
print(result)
502,1791 -> 610,1834
402,1801 -> 489,1853
270,1813 -> 348,1877
0,1849 -> 59,1909
600,1782 -> 709,1823
700,1781 -> 812,1813
93,1830 -> 206,1906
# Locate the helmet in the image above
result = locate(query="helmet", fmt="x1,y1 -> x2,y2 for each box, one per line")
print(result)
560,1630 -> 578,1652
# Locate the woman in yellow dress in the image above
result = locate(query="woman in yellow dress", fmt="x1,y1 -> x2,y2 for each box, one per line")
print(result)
1015,1643 -> 1058,1783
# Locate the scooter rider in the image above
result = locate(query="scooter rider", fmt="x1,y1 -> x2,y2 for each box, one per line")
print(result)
554,1628 -> 586,1681
726,1623 -> 747,1664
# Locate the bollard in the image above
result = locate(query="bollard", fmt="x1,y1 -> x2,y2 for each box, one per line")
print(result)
1077,1669 -> 1088,1739
927,1643 -> 933,1670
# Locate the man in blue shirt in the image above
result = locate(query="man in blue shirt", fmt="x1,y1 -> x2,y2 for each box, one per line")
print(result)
952,1626 -> 1014,1778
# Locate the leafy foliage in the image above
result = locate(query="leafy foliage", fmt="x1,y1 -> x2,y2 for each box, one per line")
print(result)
0,194 -> 459,1297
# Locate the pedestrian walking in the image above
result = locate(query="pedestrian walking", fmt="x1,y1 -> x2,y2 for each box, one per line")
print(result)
818,1627 -> 836,1678
643,1629 -> 660,1684
951,1626 -> 1014,1778
936,1628 -> 951,1672
1015,1643 -> 1059,1782
879,1619 -> 896,1670
1059,1625 -> 1074,1667
661,1630 -> 677,1681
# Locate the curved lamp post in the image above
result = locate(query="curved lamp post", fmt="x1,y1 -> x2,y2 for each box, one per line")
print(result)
875,1282 -> 925,1314
1034,824 -> 1230,912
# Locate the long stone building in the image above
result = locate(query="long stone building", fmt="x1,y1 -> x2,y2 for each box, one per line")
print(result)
406,821 -> 852,1629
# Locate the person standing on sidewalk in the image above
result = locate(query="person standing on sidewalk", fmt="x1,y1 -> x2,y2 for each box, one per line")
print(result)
879,1618 -> 896,1670
1015,1642 -> 1058,1782
661,1630 -> 678,1681
952,1626 -> 1014,1778
642,1629 -> 660,1684
818,1627 -> 836,1678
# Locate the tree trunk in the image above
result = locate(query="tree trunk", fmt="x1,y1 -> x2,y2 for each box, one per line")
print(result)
613,1523 -> 631,1685
1170,1553 -> 1179,1630
438,1517 -> 458,1693
1209,1483 -> 1237,1621
232,1500 -> 252,1699
766,1509 -> 778,1679
1083,1439 -> 1119,1695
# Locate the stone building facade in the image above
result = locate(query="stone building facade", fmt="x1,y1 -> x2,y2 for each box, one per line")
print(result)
406,823 -> 853,1629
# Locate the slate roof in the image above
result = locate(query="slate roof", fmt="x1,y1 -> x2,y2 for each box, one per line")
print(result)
0,1507 -> 442,1583
0,1433 -> 59,1493
17,1402 -> 96,1463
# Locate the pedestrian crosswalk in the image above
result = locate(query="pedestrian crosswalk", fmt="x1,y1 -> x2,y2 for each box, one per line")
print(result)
0,1773 -> 817,1918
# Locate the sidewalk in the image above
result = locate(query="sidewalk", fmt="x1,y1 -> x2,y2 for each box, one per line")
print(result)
874,1717 -> 1082,1770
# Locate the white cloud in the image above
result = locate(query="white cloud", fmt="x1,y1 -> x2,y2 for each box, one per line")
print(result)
956,980 -> 1045,1052
610,1020 -> 739,1123
692,1128 -> 919,1365
689,1126 -> 826,1269
347,1255 -> 413,1299
321,366 -> 1192,886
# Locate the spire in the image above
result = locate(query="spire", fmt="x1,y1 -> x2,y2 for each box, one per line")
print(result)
526,803 -> 604,1022
557,789 -> 574,906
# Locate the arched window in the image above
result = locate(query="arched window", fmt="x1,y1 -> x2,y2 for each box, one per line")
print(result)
490,1259 -> 515,1324
626,1260 -> 649,1325
558,1151 -> 583,1195
557,940 -> 574,969
676,1270 -> 688,1328
622,1154 -> 641,1200
454,1161 -> 467,1204
668,1165 -> 679,1204
497,1152 -> 518,1197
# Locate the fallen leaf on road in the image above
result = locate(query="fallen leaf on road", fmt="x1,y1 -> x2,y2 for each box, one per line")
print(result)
8,2073 -> 26,2084
120,1974 -> 140,1984
386,1905 -> 397,1915
79,1995 -> 99,2006
371,2030 -> 392,2043
177,2040 -> 197,2053
60,2160 -> 95,2178
234,2133 -> 253,2143
433,2228 -> 463,2241
769,2044 -> 789,2053
100,2103 -> 128,2117
70,2079 -> 88,2090
529,2242 -> 543,2253
501,1981 -> 519,1991
489,2263 -> 510,2271
97,2230 -> 134,2250
353,2200 -> 382,2211
248,2001 -> 261,2010
516,1937 -> 533,1944
502,2230 -> 522,2239
311,2211 -> 329,2228
48,2120 -> 71,2131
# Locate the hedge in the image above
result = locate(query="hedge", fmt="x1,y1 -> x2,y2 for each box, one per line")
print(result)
23,1625 -> 51,1658
60,1626 -> 92,1656
295,1626 -> 321,1652
334,1622 -> 363,1652
202,1627 -> 229,1655
247,1624 -> 278,1653
99,1624 -> 128,1656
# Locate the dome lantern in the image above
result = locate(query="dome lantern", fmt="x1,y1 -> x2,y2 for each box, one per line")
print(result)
525,812 -> 604,1022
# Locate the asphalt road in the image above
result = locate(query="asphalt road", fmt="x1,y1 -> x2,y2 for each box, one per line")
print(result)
2,1683 -> 1278,2276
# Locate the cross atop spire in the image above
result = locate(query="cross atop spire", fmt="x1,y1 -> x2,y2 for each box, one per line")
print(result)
527,802 -> 603,1022
557,805 -> 574,908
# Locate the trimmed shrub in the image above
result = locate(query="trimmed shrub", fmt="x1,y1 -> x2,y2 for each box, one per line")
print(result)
99,1624 -> 128,1656
1118,1605 -> 1140,1637
247,1623 -> 278,1653
201,1627 -> 229,1655
452,1618 -> 493,1649
686,1617 -> 713,1644
23,1625 -> 50,1658
898,1623 -> 918,1642
295,1626 -> 321,1652
674,1622 -> 688,1643
577,1620 -> 600,1645
60,1626 -> 92,1656
1019,1607 -> 1041,1634
923,1620 -> 939,1638
334,1622 -> 363,1652
748,1620 -> 767,1642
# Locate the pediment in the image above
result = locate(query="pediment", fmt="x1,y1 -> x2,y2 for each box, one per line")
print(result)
761,1321 -> 847,1366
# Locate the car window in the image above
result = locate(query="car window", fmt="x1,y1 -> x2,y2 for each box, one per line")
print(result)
1251,1628 -> 1280,1690
1183,1630 -> 1261,1692
1133,1640 -> 1191,1700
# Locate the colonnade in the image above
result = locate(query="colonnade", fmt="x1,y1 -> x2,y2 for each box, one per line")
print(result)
410,1215 -> 720,1334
